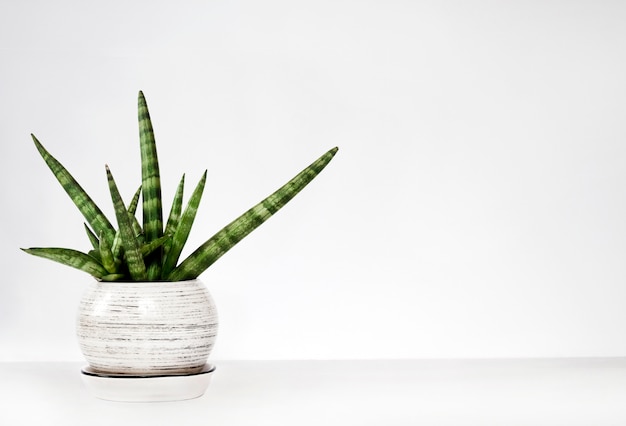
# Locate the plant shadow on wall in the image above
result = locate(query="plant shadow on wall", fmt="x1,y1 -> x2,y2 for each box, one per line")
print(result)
20,91 -> 337,401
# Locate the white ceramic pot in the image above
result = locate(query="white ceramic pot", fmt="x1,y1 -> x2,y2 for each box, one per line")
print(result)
76,279 -> 218,376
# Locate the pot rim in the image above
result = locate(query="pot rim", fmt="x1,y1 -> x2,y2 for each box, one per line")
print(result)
94,278 -> 202,283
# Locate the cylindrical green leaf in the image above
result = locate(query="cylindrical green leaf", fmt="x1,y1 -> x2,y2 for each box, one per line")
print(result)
163,174 -> 185,257
84,223 -> 99,250
98,231 -> 117,274
161,171 -> 206,278
138,91 -> 163,280
21,247 -> 108,279
167,147 -> 338,281
31,135 -> 115,246
106,165 -> 147,281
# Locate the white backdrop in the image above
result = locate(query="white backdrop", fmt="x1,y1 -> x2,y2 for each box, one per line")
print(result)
2,0 -> 626,361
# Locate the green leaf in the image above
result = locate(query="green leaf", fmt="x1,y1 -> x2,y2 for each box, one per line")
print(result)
100,273 -> 126,282
138,91 -> 163,280
128,186 -> 143,241
31,134 -> 116,246
111,188 -> 141,259
167,147 -> 338,281
163,174 -> 185,257
106,165 -> 147,281
141,234 -> 172,258
98,231 -> 117,274
128,185 -> 142,215
21,247 -> 108,278
88,249 -> 102,261
161,171 -> 206,278
130,213 -> 143,243
111,230 -> 123,260
84,223 -> 99,250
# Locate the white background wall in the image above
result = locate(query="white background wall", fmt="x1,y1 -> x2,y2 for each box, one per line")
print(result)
2,0 -> 626,361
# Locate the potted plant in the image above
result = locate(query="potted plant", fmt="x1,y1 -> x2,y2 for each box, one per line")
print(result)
22,91 -> 338,401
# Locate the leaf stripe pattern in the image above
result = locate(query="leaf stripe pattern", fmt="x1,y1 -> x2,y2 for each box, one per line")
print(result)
98,231 -> 116,274
138,91 -> 163,280
161,171 -> 206,278
163,174 -> 185,257
141,235 -> 171,257
84,224 -> 99,250
31,135 -> 116,245
23,92 -> 339,282
21,247 -> 108,278
106,165 -> 147,281
167,147 -> 338,281
128,186 -> 142,215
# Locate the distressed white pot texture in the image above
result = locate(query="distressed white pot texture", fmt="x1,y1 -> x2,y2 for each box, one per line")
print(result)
77,279 -> 218,375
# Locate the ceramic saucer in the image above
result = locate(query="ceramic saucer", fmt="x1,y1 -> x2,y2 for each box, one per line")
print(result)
81,364 -> 216,402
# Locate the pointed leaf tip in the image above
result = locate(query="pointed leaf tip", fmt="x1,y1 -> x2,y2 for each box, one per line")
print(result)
167,146 -> 338,281
31,133 -> 43,151
106,165 -> 147,280
29,134 -> 116,246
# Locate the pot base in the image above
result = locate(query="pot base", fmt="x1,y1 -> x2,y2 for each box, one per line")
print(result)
81,364 -> 216,402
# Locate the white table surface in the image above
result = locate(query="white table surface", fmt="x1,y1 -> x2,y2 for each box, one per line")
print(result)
1,359 -> 625,425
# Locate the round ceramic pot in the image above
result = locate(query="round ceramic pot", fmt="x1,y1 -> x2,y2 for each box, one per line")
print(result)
76,279 -> 218,375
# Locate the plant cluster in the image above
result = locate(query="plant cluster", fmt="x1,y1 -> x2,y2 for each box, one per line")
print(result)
23,92 -> 338,281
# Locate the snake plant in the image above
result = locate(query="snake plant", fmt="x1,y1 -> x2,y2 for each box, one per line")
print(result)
22,91 -> 338,282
